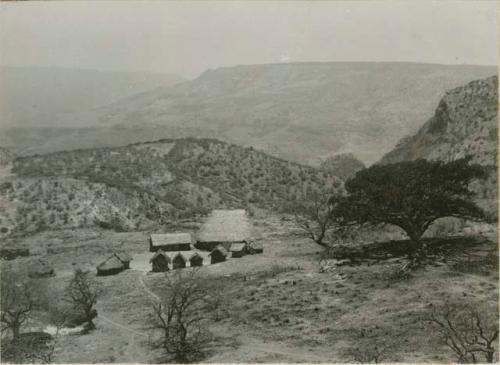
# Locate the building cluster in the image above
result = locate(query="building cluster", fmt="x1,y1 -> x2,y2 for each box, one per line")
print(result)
96,209 -> 263,275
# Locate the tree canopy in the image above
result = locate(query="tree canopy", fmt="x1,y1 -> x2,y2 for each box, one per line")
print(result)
338,158 -> 487,254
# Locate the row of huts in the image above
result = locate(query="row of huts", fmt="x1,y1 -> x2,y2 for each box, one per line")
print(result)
150,250 -> 203,272
97,209 -> 263,276
147,210 -> 262,272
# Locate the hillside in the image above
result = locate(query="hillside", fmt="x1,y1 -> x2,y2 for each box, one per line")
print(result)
319,153 -> 365,180
0,138 -> 341,236
0,66 -> 183,128
380,76 -> 498,165
379,76 -> 498,215
1,63 -> 496,165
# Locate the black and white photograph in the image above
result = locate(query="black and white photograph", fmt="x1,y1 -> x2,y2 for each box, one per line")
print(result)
0,0 -> 498,363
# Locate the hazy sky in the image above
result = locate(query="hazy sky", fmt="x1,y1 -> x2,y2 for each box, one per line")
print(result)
0,1 -> 497,79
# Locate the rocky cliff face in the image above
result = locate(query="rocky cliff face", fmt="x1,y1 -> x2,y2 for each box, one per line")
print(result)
380,76 -> 498,166
379,76 -> 498,216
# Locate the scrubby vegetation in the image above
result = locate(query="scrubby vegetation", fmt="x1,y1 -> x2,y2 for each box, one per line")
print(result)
3,138 -> 340,236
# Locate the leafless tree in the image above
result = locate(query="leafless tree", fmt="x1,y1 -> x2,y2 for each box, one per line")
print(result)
23,299 -> 73,364
291,189 -> 346,247
64,268 -> 99,332
11,329 -> 60,364
1,270 -> 62,363
0,270 -> 33,341
149,269 -> 220,363
428,302 -> 498,363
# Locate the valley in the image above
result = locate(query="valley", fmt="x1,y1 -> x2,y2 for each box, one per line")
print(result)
0,71 -> 498,364
1,63 -> 496,165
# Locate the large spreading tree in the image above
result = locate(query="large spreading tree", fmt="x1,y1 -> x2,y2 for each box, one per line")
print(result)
338,157 -> 487,259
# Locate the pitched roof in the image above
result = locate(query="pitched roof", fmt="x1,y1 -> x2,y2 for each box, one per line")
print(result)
249,241 -> 263,249
97,256 -> 124,271
230,243 -> 246,252
189,252 -> 203,260
172,252 -> 187,262
149,249 -> 171,263
151,233 -> 192,247
114,252 -> 132,263
197,210 -> 252,243
209,245 -> 228,257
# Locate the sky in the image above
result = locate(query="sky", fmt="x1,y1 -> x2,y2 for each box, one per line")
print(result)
0,0 -> 497,79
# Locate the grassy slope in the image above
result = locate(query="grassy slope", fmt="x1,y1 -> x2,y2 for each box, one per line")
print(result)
5,212 -> 497,363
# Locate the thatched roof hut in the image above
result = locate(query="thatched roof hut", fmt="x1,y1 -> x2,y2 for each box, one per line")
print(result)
172,252 -> 187,270
97,255 -> 125,276
248,241 -> 264,254
230,243 -> 246,258
114,252 -> 132,269
149,249 -> 171,272
28,259 -> 55,279
150,233 -> 192,252
196,210 -> 252,251
209,245 -> 228,264
189,252 -> 203,267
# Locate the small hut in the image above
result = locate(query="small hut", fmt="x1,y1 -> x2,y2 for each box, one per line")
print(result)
149,233 -> 192,252
172,252 -> 187,270
196,210 -> 252,251
209,245 -> 228,264
230,243 -> 246,258
149,249 -> 171,272
114,252 -> 132,269
189,252 -> 203,267
97,255 -> 125,276
28,259 -> 55,279
248,241 -> 264,254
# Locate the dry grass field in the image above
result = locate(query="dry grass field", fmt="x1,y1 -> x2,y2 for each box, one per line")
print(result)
2,213 -> 498,363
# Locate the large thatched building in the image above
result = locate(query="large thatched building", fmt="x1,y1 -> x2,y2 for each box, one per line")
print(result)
149,233 -> 192,252
196,210 -> 253,251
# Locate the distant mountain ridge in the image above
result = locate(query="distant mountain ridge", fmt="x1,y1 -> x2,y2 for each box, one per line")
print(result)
0,66 -> 184,127
1,62 -> 496,165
